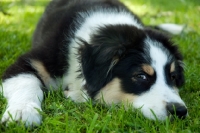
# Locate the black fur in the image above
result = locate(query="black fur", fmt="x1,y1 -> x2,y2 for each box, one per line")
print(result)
1,0 -> 187,124
79,24 -> 148,97
2,0 -> 184,96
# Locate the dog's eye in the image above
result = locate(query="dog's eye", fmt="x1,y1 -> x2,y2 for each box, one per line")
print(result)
136,74 -> 147,80
170,72 -> 177,82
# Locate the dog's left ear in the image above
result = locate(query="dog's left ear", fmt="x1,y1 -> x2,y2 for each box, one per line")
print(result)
77,39 -> 126,97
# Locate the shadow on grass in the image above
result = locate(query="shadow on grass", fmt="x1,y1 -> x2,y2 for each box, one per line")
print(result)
0,1 -> 50,76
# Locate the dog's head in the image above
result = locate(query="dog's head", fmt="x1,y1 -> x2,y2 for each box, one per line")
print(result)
78,24 -> 187,120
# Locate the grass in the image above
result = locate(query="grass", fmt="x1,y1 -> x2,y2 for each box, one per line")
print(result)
0,0 -> 200,132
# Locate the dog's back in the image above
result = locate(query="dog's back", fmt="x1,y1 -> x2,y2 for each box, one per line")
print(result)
32,0 -> 138,47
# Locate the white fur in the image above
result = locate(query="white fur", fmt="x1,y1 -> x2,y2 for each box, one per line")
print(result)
76,9 -> 143,42
132,38 -> 186,120
63,9 -> 143,102
1,74 -> 43,127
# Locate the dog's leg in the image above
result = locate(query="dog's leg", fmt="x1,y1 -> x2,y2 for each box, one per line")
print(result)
61,45 -> 89,103
63,81 -> 89,103
62,69 -> 89,103
1,74 -> 43,127
1,54 -> 44,127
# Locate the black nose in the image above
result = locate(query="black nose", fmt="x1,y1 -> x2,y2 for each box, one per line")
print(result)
166,102 -> 187,119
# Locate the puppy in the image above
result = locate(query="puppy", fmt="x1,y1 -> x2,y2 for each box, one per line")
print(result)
0,0 -> 187,127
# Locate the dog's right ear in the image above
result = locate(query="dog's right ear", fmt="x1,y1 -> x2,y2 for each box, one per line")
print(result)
77,39 -> 126,97
77,25 -> 146,97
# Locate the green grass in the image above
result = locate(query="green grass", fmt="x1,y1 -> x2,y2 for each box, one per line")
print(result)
0,0 -> 200,132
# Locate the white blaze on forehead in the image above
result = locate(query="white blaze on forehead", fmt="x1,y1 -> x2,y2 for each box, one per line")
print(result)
144,37 -> 169,82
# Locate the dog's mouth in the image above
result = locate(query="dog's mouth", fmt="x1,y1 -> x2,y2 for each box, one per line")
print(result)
167,113 -> 187,121
166,102 -> 188,120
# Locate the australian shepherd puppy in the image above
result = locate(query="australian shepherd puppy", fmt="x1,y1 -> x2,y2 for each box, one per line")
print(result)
1,0 -> 187,127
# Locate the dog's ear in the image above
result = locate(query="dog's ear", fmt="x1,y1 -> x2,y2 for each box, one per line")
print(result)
77,39 -> 126,97
77,25 -> 145,97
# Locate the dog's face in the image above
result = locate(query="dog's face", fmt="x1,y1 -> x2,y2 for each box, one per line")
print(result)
110,38 -> 186,120
79,25 -> 187,120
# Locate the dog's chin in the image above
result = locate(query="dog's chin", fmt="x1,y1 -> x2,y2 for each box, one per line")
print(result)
167,113 -> 188,121
137,107 -> 167,121
135,106 -> 188,121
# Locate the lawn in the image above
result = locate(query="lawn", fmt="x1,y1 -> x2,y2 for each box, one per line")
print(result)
0,0 -> 200,132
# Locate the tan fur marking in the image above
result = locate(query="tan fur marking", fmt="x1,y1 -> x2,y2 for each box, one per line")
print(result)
142,64 -> 154,76
31,60 -> 51,84
170,62 -> 175,73
95,78 -> 137,105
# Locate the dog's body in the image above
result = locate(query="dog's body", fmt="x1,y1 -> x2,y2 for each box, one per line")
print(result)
1,0 -> 187,127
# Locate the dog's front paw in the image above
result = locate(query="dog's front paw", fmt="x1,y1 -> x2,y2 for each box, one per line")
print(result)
1,102 -> 42,127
